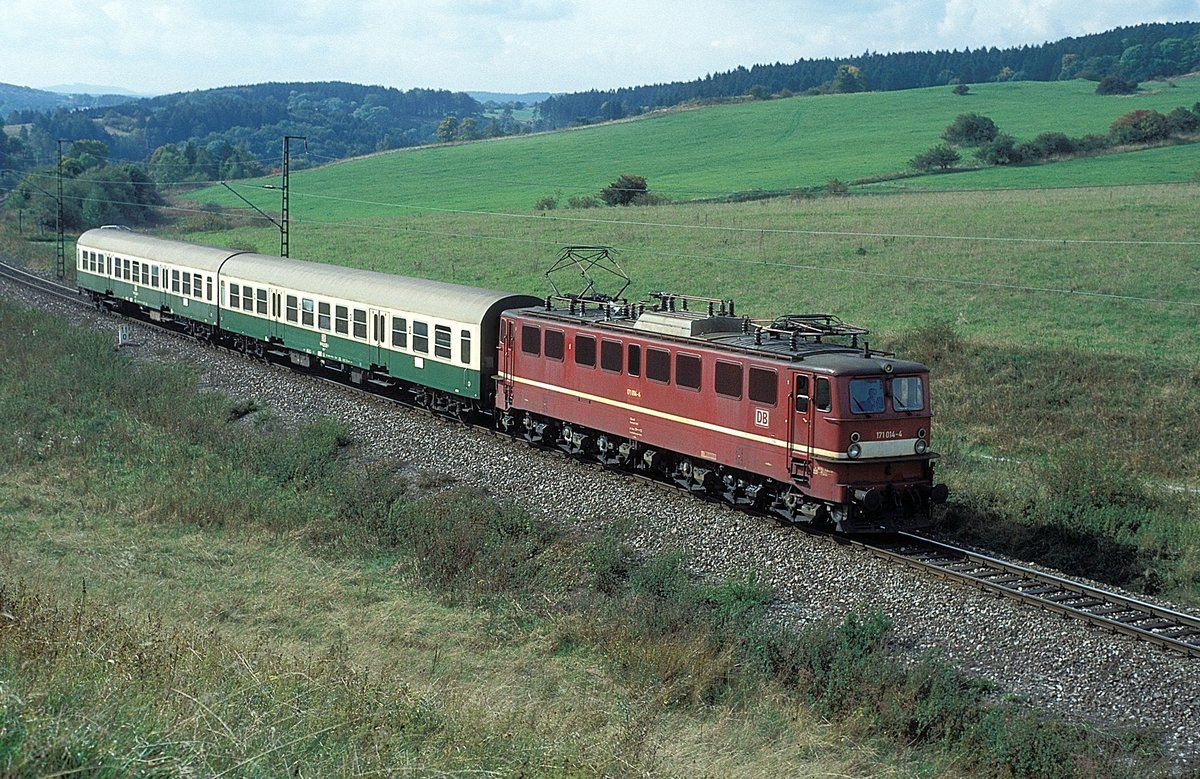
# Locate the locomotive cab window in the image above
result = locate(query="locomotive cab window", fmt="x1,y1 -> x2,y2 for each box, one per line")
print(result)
748,367 -> 777,406
815,377 -> 832,412
676,353 -> 701,391
521,324 -> 540,356
715,361 -> 742,399
849,378 -> 885,414
892,376 -> 924,412
544,329 -> 564,361
575,335 -> 596,368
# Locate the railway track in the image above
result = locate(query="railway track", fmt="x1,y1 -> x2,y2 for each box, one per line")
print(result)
860,532 -> 1200,657
4,256 -> 1200,659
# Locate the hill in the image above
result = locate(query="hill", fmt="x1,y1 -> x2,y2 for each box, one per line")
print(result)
192,75 -> 1200,217
0,82 -> 131,116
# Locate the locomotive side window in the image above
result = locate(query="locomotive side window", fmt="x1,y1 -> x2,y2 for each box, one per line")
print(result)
521,324 -> 540,356
815,377 -> 832,412
627,344 -> 641,377
715,361 -> 742,399
286,295 -> 298,322
544,329 -> 564,360
600,339 -> 622,373
892,376 -> 924,411
748,367 -> 777,406
646,348 -> 670,384
353,309 -> 367,339
849,378 -> 884,414
461,330 -> 471,364
575,335 -> 596,367
336,305 -> 349,335
302,298 -> 315,326
413,321 -> 429,353
318,302 -> 331,330
391,317 -> 407,348
795,375 -> 810,413
256,288 -> 267,314
676,353 -> 701,391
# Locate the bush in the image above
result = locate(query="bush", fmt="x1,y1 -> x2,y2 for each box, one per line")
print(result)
942,113 -> 999,146
600,174 -> 648,206
909,144 -> 961,172
1096,76 -> 1138,95
1110,109 -> 1170,145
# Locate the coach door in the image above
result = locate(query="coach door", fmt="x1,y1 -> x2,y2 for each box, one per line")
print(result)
268,288 -> 284,341
789,372 -> 817,485
370,309 -> 387,369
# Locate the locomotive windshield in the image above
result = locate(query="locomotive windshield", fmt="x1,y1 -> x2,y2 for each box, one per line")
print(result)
892,376 -> 925,411
849,378 -> 885,413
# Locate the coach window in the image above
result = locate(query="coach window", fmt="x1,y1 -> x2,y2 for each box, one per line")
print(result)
748,366 -> 777,406
229,282 -> 240,305
144,265 -> 151,286
575,334 -> 596,367
544,329 -> 564,361
242,286 -> 253,311
171,270 -> 180,293
815,377 -> 832,413
318,302 -> 331,330
460,330 -> 471,364
413,321 -> 429,353
131,261 -> 140,284
521,324 -> 540,356
391,317 -> 407,348
353,309 -> 368,339
182,272 -> 192,297
206,276 -> 213,302
627,344 -> 641,377
285,295 -> 298,322
123,258 -> 131,280
151,265 -> 160,289
301,298 -> 315,326
434,325 -> 452,358
256,288 -> 268,315
106,255 -> 113,276
795,376 -> 810,413
676,353 -> 701,391
600,339 -> 622,373
715,360 -> 743,399
646,347 -> 670,384
334,305 -> 348,335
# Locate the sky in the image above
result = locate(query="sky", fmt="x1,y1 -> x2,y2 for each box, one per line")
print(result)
4,0 -> 1199,96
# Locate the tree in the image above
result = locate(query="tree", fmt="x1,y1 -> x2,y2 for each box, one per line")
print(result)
975,133 -> 1020,165
909,145 -> 961,172
942,113 -> 998,146
748,84 -> 772,100
831,64 -> 867,93
436,115 -> 459,143
1109,109 -> 1170,145
1096,76 -> 1137,95
600,174 -> 648,206
1167,106 -> 1200,135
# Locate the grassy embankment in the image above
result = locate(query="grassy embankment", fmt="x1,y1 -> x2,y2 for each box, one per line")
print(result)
0,299 -> 1169,776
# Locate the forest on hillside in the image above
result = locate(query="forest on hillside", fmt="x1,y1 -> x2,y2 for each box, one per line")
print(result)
537,21 -> 1200,127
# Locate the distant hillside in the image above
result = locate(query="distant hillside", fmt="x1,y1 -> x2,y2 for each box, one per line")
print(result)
0,83 -> 132,116
537,21 -> 1200,127
8,81 -> 486,170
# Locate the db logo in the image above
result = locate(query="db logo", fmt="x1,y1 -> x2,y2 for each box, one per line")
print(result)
755,408 -> 770,428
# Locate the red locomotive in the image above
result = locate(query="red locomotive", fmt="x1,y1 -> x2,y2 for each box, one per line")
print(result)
495,261 -> 947,533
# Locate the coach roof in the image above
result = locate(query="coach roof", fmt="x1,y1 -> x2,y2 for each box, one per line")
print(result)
77,228 -> 541,324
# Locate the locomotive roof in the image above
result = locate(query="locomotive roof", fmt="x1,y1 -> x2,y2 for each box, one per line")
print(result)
78,228 -> 542,324
514,300 -> 929,376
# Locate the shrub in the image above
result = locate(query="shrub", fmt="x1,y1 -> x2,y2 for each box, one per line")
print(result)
909,144 -> 961,172
1096,76 -> 1138,95
942,113 -> 999,146
600,174 -> 648,206
1110,109 -> 1170,145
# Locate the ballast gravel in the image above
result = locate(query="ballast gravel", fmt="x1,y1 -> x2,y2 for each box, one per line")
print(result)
3,275 -> 1198,767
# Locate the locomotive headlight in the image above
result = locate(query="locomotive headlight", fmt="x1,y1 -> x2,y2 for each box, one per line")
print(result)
914,439 -> 929,455
847,443 -> 862,459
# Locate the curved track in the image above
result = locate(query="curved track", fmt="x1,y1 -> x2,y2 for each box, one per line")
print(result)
4,257 -> 1199,659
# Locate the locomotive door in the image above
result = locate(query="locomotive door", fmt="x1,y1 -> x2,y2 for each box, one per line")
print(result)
789,372 -> 816,485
